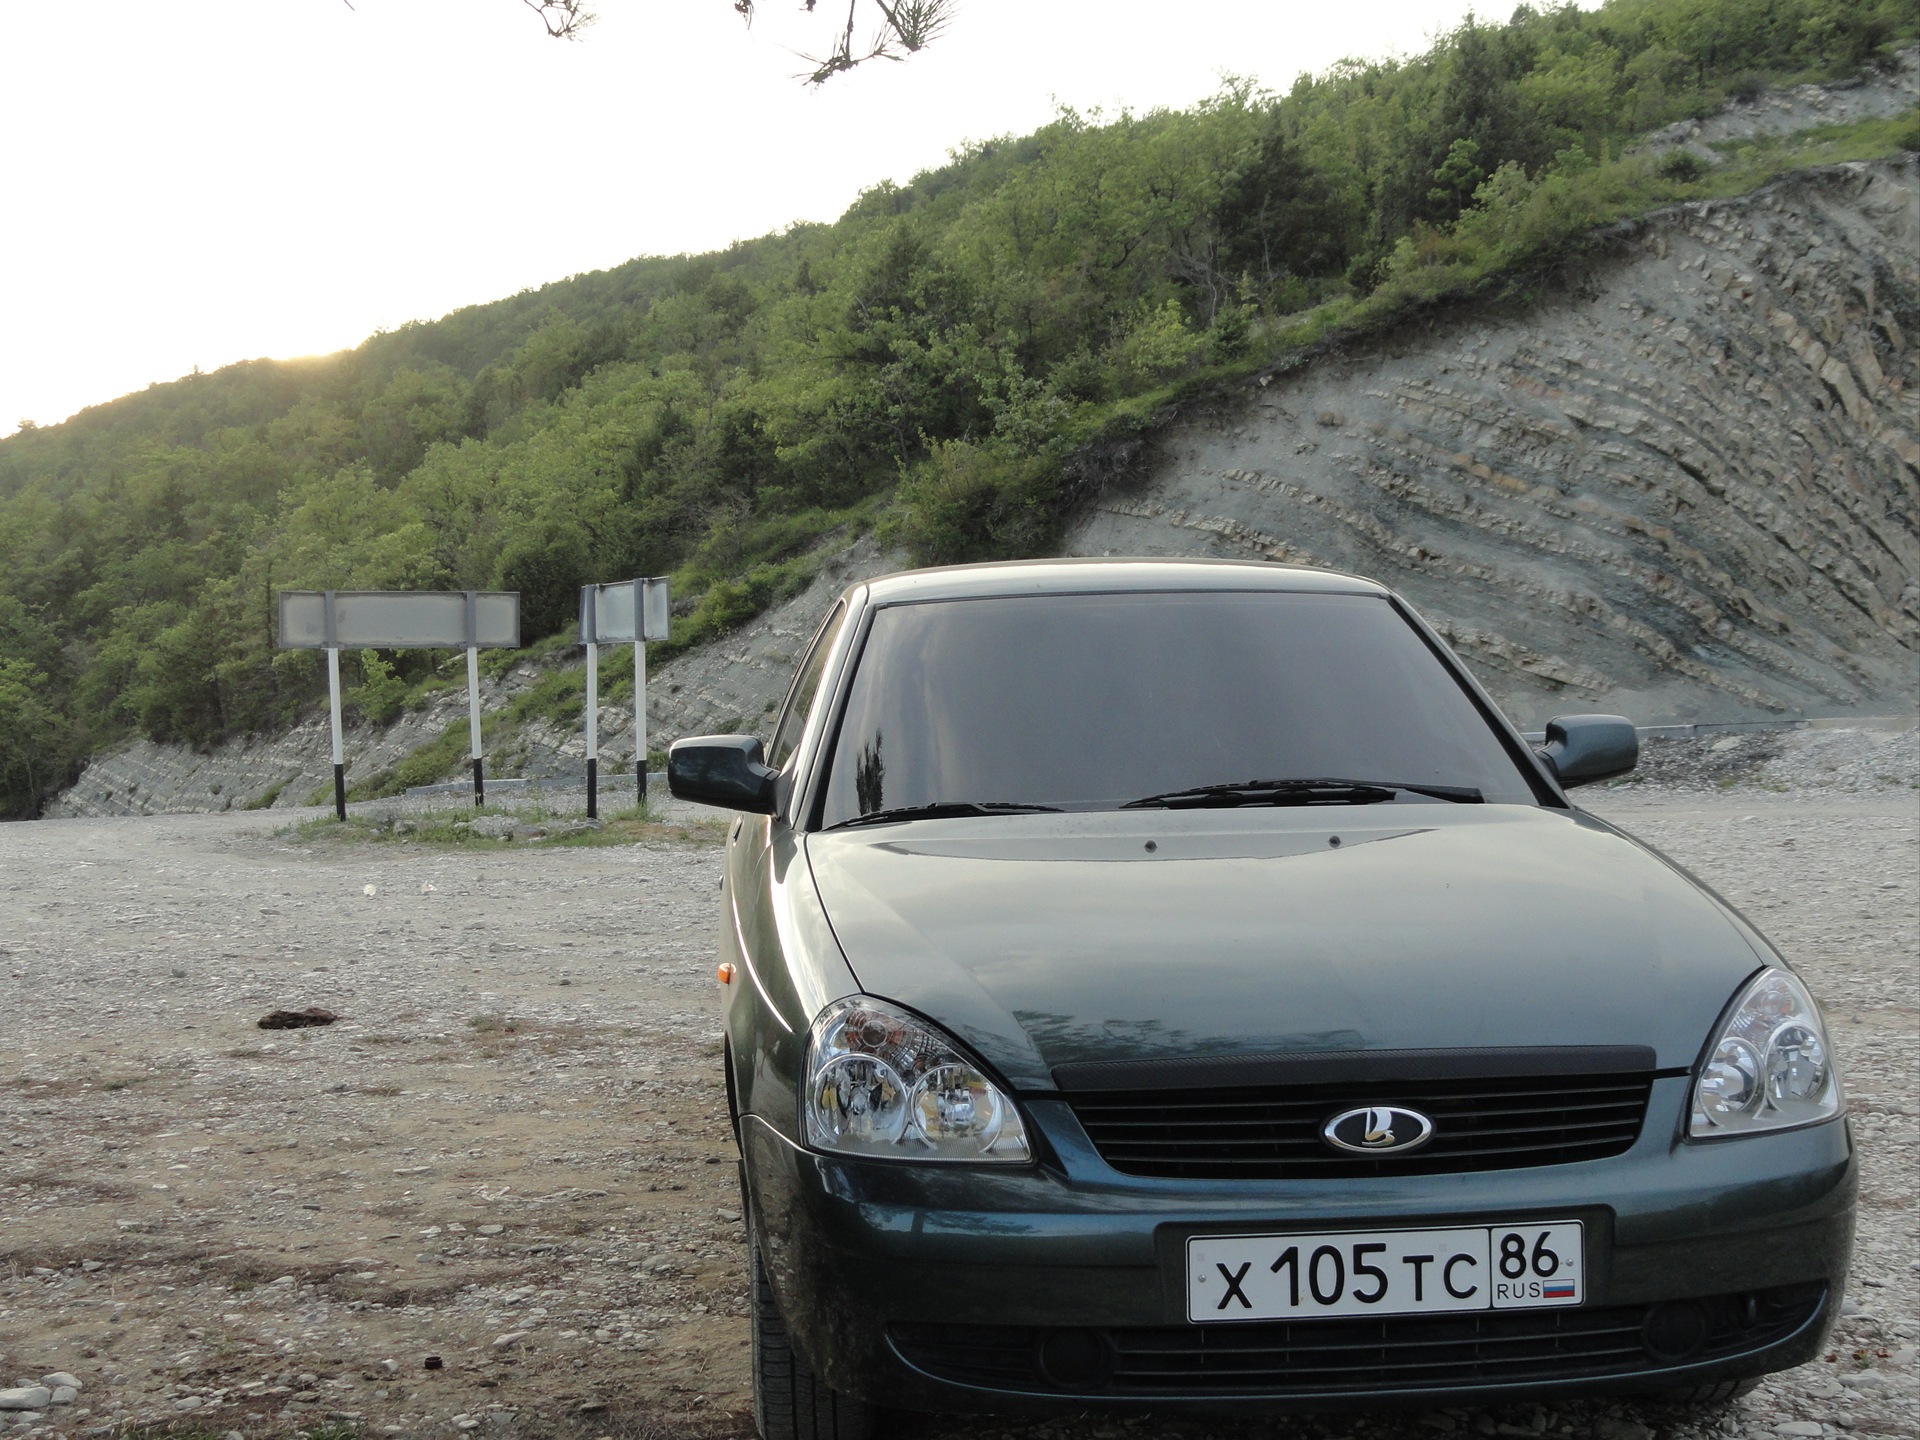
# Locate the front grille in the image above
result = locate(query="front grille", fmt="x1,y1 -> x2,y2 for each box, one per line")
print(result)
889,1284 -> 1825,1397
1065,1071 -> 1655,1179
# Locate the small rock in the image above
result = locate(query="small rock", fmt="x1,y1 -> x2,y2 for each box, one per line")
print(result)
47,1391 -> 74,1408
419,882 -> 436,894
378,1360 -> 399,1376
716,1208 -> 741,1223
476,1224 -> 503,1236
1775,1424 -> 1825,1438
1889,1346 -> 1917,1368
1838,1372 -> 1886,1390
469,816 -> 517,840
363,884 -> 378,897
1840,1297 -> 1861,1316
0,1391 -> 50,1412
36,1380 -> 78,1395
490,1333 -> 528,1351
270,1275 -> 296,1286
79,1261 -> 103,1273
258,1008 -> 337,1030
173,1397 -> 203,1412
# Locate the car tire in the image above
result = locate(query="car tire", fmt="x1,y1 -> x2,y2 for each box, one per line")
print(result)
751,1222 -> 881,1440
1646,1377 -> 1761,1406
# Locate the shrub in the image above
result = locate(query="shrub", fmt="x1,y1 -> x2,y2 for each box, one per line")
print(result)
1659,147 -> 1708,181
493,521 -> 592,640
348,651 -> 408,726
886,440 -> 1062,566
1112,300 -> 1205,387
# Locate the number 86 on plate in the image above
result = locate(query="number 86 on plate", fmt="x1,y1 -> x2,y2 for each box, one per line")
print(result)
1186,1222 -> 1584,1322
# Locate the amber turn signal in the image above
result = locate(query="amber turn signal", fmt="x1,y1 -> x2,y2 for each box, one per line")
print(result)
717,962 -> 736,986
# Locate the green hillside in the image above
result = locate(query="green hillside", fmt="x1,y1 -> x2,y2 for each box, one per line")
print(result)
2,0 -> 1914,816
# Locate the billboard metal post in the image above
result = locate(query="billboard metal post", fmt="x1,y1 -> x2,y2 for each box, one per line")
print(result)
579,585 -> 599,819
581,578 -> 667,810
584,639 -> 600,820
466,645 -> 485,807
639,577 -> 669,804
326,645 -> 347,822
278,589 -> 520,821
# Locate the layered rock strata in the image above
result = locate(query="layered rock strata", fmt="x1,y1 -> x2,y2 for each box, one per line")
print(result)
1071,159 -> 1920,728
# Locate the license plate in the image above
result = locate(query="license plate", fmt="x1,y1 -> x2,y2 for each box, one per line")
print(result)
1187,1221 -> 1584,1322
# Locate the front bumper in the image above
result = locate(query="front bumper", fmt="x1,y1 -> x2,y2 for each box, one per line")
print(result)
743,1079 -> 1855,1415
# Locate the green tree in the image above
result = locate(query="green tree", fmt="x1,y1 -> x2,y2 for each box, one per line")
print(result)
0,657 -> 74,814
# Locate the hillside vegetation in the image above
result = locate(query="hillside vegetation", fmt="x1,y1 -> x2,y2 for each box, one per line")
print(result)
3,0 -> 1916,816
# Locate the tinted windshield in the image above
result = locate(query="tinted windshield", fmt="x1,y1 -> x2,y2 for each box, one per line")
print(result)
817,590 -> 1538,826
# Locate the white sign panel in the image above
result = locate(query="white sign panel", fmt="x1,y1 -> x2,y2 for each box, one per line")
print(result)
641,577 -> 670,643
277,591 -> 520,650
580,578 -> 669,644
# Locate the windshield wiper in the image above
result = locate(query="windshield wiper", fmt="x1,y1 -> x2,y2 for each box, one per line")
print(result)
828,801 -> 1064,830
1122,777 -> 1483,809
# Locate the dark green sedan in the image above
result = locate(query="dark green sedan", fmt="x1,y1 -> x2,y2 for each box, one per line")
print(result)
667,560 -> 1853,1440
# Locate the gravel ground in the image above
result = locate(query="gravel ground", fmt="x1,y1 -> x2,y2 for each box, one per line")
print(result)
1,728 -> 1914,1440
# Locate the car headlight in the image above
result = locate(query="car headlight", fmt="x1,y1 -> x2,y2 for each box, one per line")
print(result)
1689,968 -> 1844,1137
804,996 -> 1031,1163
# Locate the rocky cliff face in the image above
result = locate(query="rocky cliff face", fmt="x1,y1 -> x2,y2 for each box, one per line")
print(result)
45,154 -> 1919,817
1072,159 -> 1919,728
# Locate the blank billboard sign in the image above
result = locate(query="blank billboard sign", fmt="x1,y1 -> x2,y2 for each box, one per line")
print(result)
277,591 -> 520,650
579,578 -> 668,644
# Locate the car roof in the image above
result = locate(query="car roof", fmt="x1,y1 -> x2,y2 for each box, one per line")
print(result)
858,557 -> 1390,606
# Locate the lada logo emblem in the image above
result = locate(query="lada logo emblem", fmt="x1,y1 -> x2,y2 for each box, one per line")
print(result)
1321,1104 -> 1436,1154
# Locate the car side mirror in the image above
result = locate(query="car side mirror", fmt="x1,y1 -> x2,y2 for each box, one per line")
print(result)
1536,714 -> 1638,788
667,735 -> 778,813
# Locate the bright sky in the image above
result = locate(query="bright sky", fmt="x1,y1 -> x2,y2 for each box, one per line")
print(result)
1,0 -> 1505,433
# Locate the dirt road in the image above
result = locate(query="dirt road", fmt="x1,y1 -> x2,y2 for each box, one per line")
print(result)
2,779 -> 1915,1440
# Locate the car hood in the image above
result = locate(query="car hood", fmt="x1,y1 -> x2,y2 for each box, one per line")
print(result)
804,806 -> 1765,1091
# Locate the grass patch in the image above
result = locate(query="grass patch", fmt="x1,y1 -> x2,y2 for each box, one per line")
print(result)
240,778 -> 289,811
282,801 -> 725,849
501,666 -> 587,729
343,723 -> 472,802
